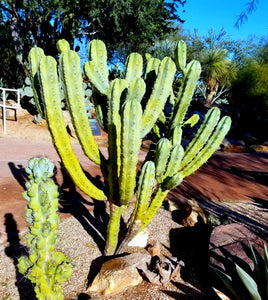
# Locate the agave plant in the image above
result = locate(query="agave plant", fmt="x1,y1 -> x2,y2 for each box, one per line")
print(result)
212,243 -> 268,300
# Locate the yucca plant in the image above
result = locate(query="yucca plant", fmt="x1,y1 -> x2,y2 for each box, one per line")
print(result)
212,243 -> 268,300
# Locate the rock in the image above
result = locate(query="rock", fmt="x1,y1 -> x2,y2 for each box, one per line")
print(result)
220,138 -> 245,153
167,197 -> 207,227
210,223 -> 267,270
128,227 -> 149,248
87,252 -> 151,295
249,144 -> 268,153
146,241 -> 162,257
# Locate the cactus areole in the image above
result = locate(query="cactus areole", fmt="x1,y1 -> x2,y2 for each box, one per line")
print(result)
30,39 -> 231,255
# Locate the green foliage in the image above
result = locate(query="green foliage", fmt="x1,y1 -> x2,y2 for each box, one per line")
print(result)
31,39 -> 230,256
230,58 -> 268,141
0,0 -> 186,87
17,157 -> 72,300
213,243 -> 268,300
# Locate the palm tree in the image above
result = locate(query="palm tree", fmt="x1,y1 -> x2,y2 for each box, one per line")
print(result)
198,49 -> 237,107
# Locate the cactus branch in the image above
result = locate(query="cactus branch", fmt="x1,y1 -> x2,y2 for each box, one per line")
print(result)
39,55 -> 106,201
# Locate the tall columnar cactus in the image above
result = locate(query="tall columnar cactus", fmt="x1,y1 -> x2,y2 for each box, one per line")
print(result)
31,39 -> 231,255
17,157 -> 72,300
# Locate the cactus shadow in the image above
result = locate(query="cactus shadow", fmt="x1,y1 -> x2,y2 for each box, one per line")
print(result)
169,221 -> 214,296
4,213 -> 36,300
8,162 -> 28,189
57,166 -> 109,254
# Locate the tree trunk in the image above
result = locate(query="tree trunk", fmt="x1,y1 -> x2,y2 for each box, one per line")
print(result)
205,79 -> 219,108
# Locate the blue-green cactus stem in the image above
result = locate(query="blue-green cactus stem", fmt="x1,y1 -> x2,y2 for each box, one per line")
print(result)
175,40 -> 187,72
170,60 -> 201,129
84,40 -> 110,96
104,203 -> 126,256
124,52 -> 143,85
56,39 -> 70,53
181,116 -> 231,177
138,187 -> 169,234
28,47 -> 45,118
60,50 -> 100,165
183,113 -> 200,128
141,57 -> 176,138
154,138 -> 171,184
164,144 -> 184,178
133,161 -> 156,222
126,77 -> 146,103
171,126 -> 182,146
180,107 -> 220,169
107,79 -> 127,202
119,99 -> 142,206
39,55 -> 106,201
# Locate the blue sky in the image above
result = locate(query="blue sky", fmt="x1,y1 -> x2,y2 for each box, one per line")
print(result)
180,0 -> 268,41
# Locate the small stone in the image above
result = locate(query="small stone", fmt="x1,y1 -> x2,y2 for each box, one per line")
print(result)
146,241 -> 162,257
128,227 -> 149,248
87,252 -> 151,295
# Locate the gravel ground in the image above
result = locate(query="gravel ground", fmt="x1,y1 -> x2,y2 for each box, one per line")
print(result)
1,205 -> 210,300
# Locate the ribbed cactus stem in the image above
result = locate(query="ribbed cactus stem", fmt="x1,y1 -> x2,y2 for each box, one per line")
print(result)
170,60 -> 201,129
124,52 -> 143,85
59,50 -> 100,165
180,107 -> 220,168
84,40 -> 110,96
39,55 -> 106,201
138,187 -> 169,234
126,78 -> 146,103
181,116 -> 231,178
175,40 -> 187,72
28,47 -> 45,118
104,204 -> 126,256
141,57 -> 176,137
119,99 -> 142,205
154,138 -> 171,183
17,157 -> 72,300
171,126 -> 182,145
106,79 -> 127,202
56,39 -> 70,53
116,161 -> 156,254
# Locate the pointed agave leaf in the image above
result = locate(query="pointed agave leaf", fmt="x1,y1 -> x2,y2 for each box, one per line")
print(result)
212,266 -> 241,300
264,244 -> 268,298
235,264 -> 262,300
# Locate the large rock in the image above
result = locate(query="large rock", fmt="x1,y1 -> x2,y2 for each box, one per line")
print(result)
210,223 -> 267,270
87,252 -> 151,295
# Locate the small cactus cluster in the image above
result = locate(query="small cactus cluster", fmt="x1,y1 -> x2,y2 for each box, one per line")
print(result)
17,157 -> 72,300
27,39 -> 231,255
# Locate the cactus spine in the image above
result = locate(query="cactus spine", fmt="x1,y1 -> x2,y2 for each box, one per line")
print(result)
17,157 -> 72,300
32,39 -> 231,256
